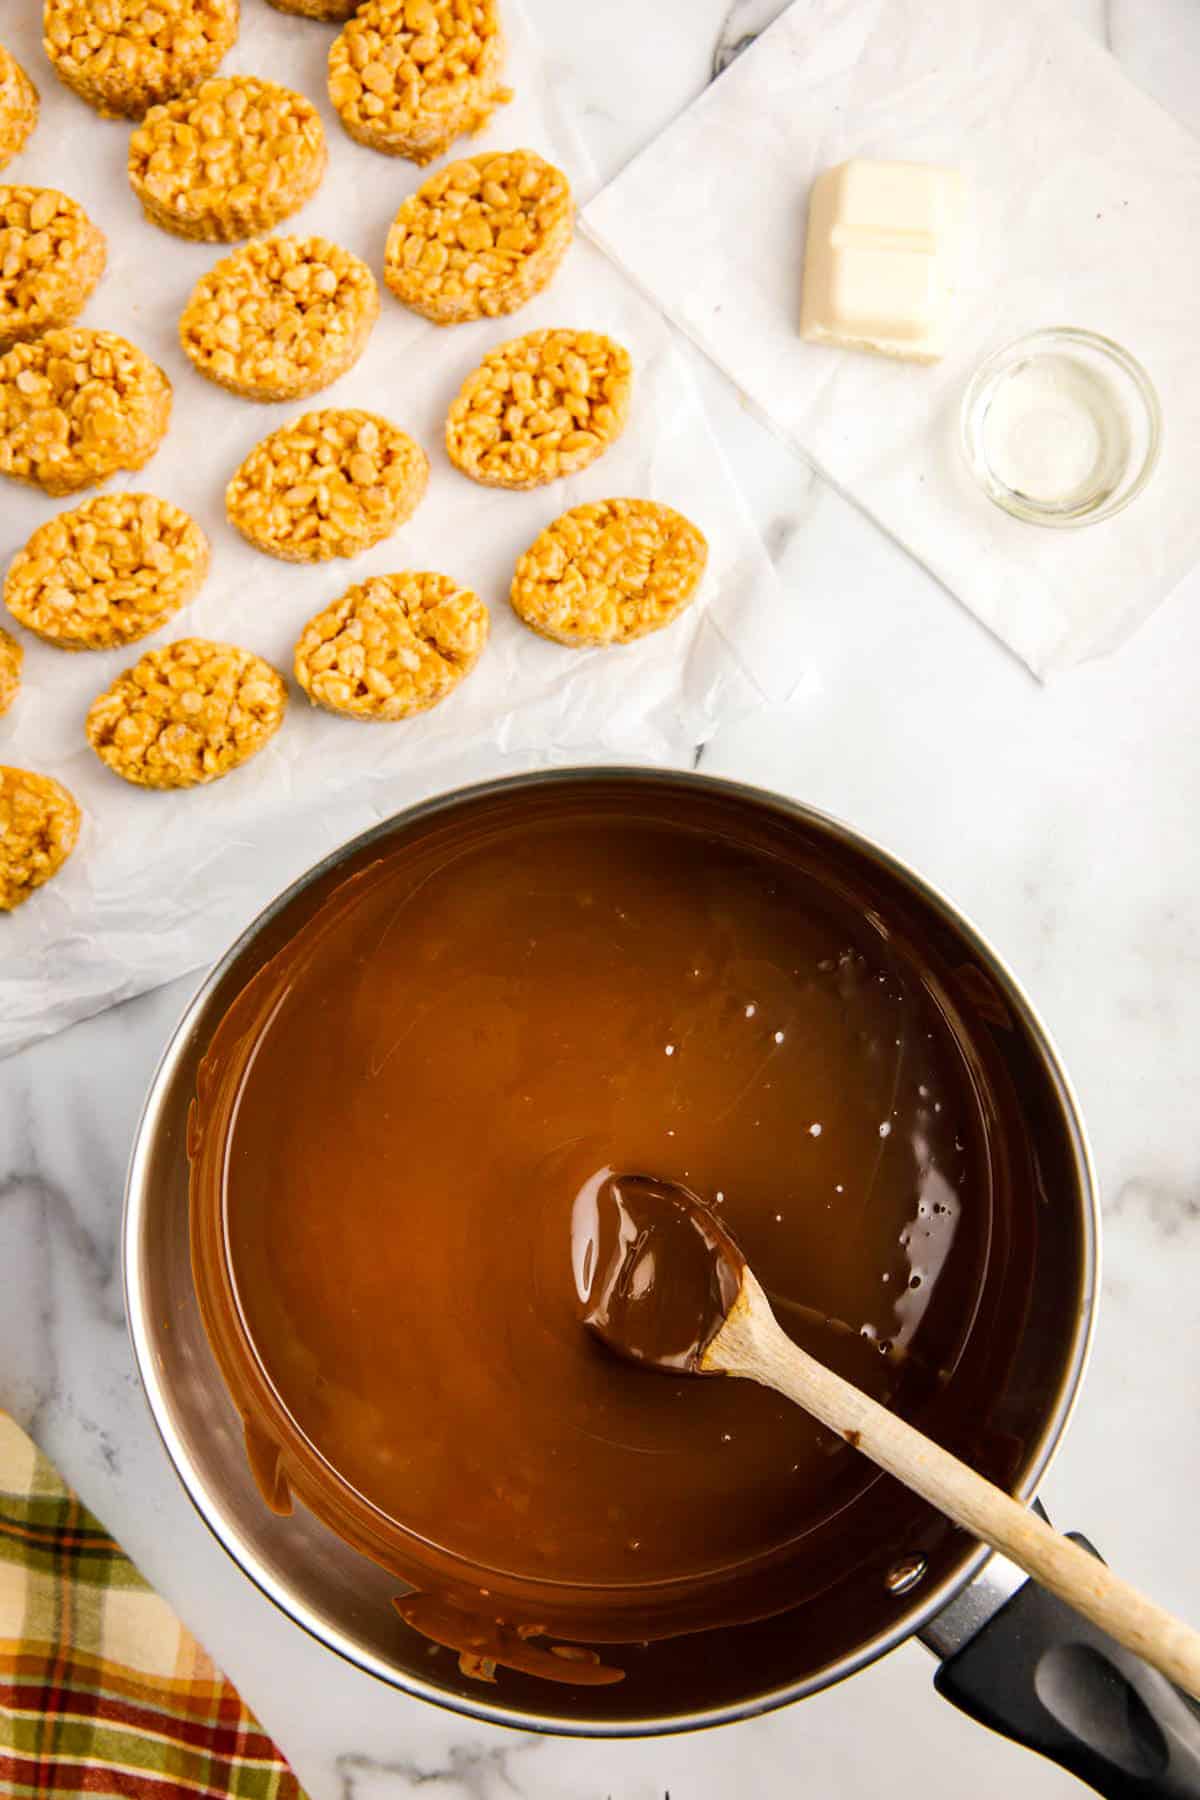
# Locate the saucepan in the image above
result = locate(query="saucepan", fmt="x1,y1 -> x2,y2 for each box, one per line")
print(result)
122,770 -> 1200,1794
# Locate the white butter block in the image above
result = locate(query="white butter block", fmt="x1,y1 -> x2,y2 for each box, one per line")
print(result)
800,159 -> 964,363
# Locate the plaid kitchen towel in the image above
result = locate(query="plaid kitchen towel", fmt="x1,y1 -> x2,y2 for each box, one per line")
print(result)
0,1412 -> 307,1800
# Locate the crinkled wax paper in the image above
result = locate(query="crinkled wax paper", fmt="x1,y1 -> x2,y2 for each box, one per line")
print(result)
583,0 -> 1200,679
0,1 -> 796,1057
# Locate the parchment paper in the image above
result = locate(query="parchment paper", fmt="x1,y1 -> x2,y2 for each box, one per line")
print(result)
582,0 -> 1200,680
0,1 -> 793,1058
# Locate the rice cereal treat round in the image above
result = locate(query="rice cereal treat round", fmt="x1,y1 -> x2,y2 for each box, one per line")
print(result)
180,236 -> 379,402
43,0 -> 239,120
510,499 -> 708,648
446,328 -> 631,491
0,46 -> 39,172
295,571 -> 488,720
327,0 -> 509,165
0,328 -> 172,497
0,187 -> 107,354
5,493 -> 208,651
0,624 -> 22,714
129,76 -> 326,242
86,637 -> 286,788
385,149 -> 571,327
0,766 -> 80,910
227,409 -> 428,564
267,0 -> 357,18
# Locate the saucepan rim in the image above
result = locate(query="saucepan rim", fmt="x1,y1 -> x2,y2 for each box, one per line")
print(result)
122,767 -> 1100,1737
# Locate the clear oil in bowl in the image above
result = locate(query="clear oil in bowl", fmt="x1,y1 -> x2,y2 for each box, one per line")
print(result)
961,328 -> 1160,527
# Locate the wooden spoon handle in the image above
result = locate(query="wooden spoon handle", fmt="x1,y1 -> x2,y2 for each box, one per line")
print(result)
709,1270 -> 1200,1699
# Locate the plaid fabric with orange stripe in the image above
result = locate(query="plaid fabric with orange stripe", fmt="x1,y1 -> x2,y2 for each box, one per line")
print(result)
0,1413 -> 306,1799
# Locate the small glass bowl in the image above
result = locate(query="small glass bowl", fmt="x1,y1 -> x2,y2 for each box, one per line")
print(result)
960,328 -> 1161,527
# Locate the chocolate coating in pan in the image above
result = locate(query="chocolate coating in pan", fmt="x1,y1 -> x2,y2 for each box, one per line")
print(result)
189,788 -> 1079,1686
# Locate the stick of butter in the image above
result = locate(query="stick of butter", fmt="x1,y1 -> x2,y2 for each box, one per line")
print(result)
800,159 -> 965,364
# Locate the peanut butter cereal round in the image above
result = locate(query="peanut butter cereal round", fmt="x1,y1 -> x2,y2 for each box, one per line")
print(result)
327,0 -> 509,165
86,637 -> 286,788
0,47 -> 39,172
0,187 -> 107,354
227,408 -> 429,564
295,571 -> 488,721
5,493 -> 208,651
267,0 -> 357,18
510,499 -> 708,648
0,327 -> 172,497
385,149 -> 571,326
446,328 -> 631,491
129,75 -> 326,242
0,766 -> 80,910
180,235 -> 379,402
0,624 -> 22,715
43,0 -> 239,120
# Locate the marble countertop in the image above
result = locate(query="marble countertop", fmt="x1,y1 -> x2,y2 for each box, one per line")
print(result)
4,1 -> 1200,1794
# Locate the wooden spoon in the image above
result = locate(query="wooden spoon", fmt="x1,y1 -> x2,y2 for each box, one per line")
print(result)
577,1171 -> 1200,1699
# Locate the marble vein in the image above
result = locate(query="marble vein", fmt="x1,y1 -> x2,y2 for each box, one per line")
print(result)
710,0 -> 786,78
336,1739 -> 542,1799
1108,1175 -> 1200,1238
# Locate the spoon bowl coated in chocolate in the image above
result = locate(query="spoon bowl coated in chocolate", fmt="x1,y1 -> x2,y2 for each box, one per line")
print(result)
574,1171 -> 744,1373
586,1176 -> 1200,1701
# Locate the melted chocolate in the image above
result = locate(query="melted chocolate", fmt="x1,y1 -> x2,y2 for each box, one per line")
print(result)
577,1173 -> 745,1372
189,792 -> 1062,1686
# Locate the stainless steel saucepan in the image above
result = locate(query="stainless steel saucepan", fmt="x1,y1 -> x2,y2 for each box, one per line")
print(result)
123,771 -> 1200,1794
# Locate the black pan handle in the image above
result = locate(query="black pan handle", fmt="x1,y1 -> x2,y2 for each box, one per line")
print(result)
933,1531 -> 1200,1797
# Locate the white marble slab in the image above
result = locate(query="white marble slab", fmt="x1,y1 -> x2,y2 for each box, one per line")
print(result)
3,1 -> 1200,1795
